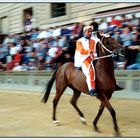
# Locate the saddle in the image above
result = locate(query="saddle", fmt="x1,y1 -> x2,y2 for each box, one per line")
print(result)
75,61 -> 124,91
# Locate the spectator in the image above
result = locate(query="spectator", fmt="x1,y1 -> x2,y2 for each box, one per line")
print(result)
32,38 -> 40,52
121,15 -> 130,28
89,18 -> 99,32
48,45 -> 63,63
28,61 -> 37,71
9,42 -> 18,58
22,63 -> 29,71
109,16 -> 122,28
120,26 -> 133,47
36,38 -> 48,70
30,28 -> 39,40
132,27 -> 140,45
126,27 -> 140,69
24,14 -> 32,32
13,50 -> 22,64
131,14 -> 139,28
15,39 -> 22,52
120,26 -> 135,68
28,51 -> 37,64
8,34 -> 15,43
113,29 -> 122,42
126,46 -> 140,70
52,26 -> 61,37
61,26 -> 72,37
137,19 -> 140,29
0,44 -> 8,64
72,22 -> 79,35
45,51 -> 52,72
98,19 -> 109,33
24,39 -> 34,53
66,22 -> 84,41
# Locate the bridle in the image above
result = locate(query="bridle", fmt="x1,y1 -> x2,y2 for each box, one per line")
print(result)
100,36 -> 114,54
94,35 -> 115,60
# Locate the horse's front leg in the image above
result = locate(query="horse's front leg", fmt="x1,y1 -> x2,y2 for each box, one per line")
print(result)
53,79 -> 68,125
93,103 -> 104,132
99,94 -> 120,136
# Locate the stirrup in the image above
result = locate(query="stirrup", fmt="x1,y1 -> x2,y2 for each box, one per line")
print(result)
89,89 -> 97,96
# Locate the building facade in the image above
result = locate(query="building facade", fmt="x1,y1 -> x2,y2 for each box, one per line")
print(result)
0,3 -> 140,34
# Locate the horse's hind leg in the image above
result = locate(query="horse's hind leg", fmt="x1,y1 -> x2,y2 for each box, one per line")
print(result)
70,88 -> 86,124
93,103 -> 104,132
52,76 -> 68,123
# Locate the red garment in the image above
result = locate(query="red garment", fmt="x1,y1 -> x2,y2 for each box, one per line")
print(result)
110,19 -> 122,27
54,46 -> 63,58
6,61 -> 15,70
13,53 -> 22,63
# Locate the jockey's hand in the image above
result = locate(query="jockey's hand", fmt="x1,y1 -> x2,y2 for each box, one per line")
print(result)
90,50 -> 93,54
90,51 -> 95,60
91,54 -> 95,60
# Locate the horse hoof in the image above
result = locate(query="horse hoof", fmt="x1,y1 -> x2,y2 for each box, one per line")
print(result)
94,126 -> 101,133
80,117 -> 86,124
53,120 -> 60,125
114,131 -> 121,137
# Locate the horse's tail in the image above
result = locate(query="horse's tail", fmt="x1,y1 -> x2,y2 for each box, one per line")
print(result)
41,69 -> 58,103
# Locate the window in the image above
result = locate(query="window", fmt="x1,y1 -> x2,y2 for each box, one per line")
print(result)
0,16 -> 8,34
23,7 -> 33,21
51,3 -> 66,18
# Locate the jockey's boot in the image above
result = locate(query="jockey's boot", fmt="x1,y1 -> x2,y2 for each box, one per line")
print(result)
115,84 -> 124,91
89,89 -> 97,96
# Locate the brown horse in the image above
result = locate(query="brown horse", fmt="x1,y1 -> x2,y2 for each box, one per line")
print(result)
42,32 -> 123,136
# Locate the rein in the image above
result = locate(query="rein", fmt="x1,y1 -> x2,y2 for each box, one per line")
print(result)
90,33 -> 124,60
94,54 -> 114,60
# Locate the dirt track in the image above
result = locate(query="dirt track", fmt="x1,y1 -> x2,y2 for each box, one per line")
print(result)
0,91 -> 140,137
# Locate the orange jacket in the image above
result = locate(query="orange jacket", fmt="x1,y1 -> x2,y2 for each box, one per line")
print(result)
74,37 -> 98,67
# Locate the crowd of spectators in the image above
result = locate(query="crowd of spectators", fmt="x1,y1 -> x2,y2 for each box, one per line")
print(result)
101,15 -> 140,70
0,14 -> 140,72
0,22 -> 84,72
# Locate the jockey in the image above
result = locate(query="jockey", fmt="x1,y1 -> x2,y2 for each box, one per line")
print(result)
74,25 -> 99,96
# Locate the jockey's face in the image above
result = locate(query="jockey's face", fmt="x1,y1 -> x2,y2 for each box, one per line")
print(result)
85,28 -> 93,38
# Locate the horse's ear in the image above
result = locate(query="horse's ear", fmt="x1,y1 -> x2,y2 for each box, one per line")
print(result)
96,32 -> 102,40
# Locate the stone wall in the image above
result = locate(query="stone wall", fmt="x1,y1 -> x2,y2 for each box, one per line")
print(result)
0,3 -> 139,34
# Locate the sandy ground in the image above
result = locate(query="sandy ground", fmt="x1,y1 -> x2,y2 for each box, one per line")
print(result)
0,91 -> 140,138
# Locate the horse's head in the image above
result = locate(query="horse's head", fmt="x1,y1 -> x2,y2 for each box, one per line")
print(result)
96,32 -> 123,57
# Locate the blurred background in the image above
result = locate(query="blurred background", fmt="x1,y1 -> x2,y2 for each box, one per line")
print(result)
0,3 -> 140,137
0,3 -> 139,96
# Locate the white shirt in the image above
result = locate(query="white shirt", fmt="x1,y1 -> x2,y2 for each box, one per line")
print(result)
99,22 -> 108,31
9,47 -> 18,55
